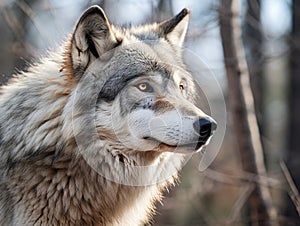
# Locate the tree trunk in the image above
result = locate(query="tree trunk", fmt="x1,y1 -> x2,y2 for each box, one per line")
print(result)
286,0 -> 300,223
219,0 -> 277,225
152,0 -> 173,21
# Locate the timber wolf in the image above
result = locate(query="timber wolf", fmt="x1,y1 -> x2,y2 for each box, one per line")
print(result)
0,5 -> 217,225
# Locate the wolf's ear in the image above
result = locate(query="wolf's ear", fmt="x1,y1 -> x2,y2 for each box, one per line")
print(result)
159,8 -> 190,47
70,6 -> 120,73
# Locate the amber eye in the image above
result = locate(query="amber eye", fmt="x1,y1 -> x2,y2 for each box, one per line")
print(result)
137,82 -> 153,92
179,80 -> 185,91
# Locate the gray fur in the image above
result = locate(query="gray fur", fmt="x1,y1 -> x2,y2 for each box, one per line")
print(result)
0,5 -> 216,226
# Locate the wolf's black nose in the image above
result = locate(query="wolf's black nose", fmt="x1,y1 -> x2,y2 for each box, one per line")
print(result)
193,118 -> 217,150
193,118 -> 217,138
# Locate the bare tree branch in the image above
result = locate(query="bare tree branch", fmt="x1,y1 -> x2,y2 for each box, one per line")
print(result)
229,184 -> 255,221
2,7 -> 36,56
204,168 -> 281,187
280,161 -> 300,216
15,0 -> 49,44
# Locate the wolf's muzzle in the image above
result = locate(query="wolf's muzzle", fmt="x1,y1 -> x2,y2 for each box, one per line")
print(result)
193,118 -> 217,150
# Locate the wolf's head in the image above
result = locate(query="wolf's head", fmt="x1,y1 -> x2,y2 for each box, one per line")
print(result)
66,6 -> 217,157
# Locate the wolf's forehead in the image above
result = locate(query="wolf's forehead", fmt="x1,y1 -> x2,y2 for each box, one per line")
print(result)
123,23 -> 160,41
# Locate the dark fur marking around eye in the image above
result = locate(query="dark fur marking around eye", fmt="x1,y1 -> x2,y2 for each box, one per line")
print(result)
98,63 -> 170,102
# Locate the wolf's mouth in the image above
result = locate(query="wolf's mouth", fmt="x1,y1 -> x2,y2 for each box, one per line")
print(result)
143,136 -> 211,153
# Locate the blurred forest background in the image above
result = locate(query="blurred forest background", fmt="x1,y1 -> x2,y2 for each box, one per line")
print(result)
0,0 -> 299,225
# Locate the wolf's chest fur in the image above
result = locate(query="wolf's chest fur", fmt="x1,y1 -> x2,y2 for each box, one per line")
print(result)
8,155 -> 162,225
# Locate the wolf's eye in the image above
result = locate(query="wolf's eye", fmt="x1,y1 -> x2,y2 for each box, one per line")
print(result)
137,82 -> 153,92
179,80 -> 185,91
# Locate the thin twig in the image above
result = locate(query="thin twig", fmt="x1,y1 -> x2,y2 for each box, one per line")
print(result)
229,184 -> 255,220
204,168 -> 281,188
280,161 -> 300,216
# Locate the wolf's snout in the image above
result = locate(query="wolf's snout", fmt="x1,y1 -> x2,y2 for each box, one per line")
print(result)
193,118 -> 217,150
